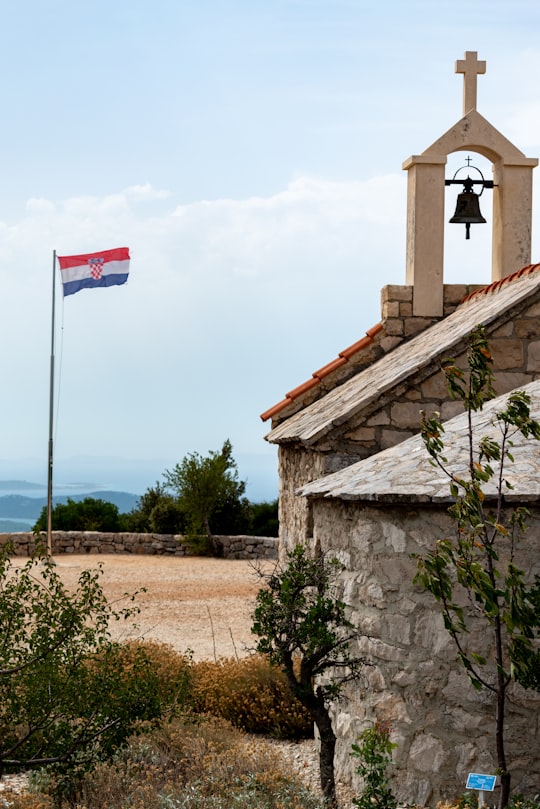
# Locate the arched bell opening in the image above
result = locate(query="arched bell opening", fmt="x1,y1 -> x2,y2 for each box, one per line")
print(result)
444,151 -> 494,285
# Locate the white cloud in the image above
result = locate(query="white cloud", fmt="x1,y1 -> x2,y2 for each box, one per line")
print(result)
125,183 -> 172,201
0,174 -> 407,476
26,198 -> 56,214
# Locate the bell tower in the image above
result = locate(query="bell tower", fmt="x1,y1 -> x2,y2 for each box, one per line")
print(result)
403,51 -> 538,317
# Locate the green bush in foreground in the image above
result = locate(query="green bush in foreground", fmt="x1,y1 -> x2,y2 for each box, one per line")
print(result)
0,549 -> 165,780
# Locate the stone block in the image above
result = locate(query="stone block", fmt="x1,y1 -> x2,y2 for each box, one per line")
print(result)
493,371 -> 532,393
381,284 -> 412,303
390,401 -> 425,429
524,301 -> 540,316
527,341 -> 540,372
365,409 -> 390,426
420,372 -> 447,399
379,335 -> 403,353
440,400 -> 464,420
380,428 -> 413,449
385,613 -> 411,644
399,301 -> 413,316
384,318 -> 404,336
491,338 -> 524,369
382,299 -> 400,318
491,320 -> 514,338
443,284 -> 470,305
344,426 -> 376,442
404,317 -> 435,338
408,733 -> 446,773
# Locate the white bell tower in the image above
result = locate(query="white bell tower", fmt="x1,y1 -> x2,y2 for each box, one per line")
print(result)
403,51 -> 538,317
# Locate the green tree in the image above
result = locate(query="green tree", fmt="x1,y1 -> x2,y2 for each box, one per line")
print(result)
252,544 -> 368,809
415,326 -> 540,809
163,439 -> 247,555
247,499 -> 279,537
123,482 -> 186,534
33,497 -> 122,532
0,546 -> 179,785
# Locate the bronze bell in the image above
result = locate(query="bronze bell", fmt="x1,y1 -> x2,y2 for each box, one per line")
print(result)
448,177 -> 487,239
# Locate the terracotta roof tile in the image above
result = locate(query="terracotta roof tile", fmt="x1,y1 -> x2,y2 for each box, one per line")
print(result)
366,323 -> 384,338
259,398 -> 294,422
260,323 -> 383,422
313,356 -> 348,379
339,334 -> 375,359
462,263 -> 540,302
286,377 -> 320,399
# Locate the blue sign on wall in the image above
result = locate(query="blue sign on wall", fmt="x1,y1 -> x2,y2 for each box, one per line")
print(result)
466,773 -> 497,791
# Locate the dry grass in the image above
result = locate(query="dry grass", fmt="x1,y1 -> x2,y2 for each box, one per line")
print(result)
191,654 -> 312,738
27,716 -> 323,809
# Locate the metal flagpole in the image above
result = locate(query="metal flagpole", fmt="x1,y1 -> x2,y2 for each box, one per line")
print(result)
46,250 -> 57,557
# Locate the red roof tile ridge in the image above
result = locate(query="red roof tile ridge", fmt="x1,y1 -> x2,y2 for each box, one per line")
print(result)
260,322 -> 383,422
461,263 -> 540,303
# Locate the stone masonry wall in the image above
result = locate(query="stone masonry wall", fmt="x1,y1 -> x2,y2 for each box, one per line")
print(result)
312,499 -> 540,807
277,446 -> 325,554
278,291 -> 540,550
380,283 -> 485,339
0,532 -> 278,560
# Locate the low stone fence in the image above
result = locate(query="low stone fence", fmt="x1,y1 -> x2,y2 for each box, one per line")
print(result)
0,532 -> 278,560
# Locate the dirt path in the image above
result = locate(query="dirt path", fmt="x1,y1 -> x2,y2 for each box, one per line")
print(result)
44,554 -> 273,660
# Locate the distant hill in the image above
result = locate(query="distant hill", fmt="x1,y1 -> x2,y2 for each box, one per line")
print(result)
0,491 -> 140,521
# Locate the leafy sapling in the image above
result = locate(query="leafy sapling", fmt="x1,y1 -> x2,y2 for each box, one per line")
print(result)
415,326 -> 540,809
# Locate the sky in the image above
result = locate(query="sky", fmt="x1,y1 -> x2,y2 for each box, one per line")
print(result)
1,0 -> 540,502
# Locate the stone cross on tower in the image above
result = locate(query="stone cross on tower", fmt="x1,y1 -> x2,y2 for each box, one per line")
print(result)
455,50 -> 486,114
402,51 -> 538,317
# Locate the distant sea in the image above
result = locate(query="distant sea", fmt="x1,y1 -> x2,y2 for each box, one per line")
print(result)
0,480 -> 140,531
0,453 -> 278,506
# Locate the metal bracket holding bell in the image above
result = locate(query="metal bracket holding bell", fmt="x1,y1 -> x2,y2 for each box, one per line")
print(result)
445,158 -> 495,240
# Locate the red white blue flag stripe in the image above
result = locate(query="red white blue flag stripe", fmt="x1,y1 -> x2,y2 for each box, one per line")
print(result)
57,247 -> 130,297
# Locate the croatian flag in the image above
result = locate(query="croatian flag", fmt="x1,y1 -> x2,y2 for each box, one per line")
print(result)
57,247 -> 130,297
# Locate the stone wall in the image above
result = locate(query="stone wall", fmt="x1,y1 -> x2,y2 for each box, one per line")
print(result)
0,532 -> 278,560
312,499 -> 540,806
380,283 -> 485,339
277,290 -> 540,550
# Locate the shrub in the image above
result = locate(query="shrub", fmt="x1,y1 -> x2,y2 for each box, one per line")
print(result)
352,720 -> 397,809
191,655 -> 313,738
40,715 -> 323,809
33,498 -> 122,532
111,640 -> 193,717
0,549 -> 150,778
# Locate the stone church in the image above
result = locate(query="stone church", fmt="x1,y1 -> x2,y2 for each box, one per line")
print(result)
261,53 -> 540,804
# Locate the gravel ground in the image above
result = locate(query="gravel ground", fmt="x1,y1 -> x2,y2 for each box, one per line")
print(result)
15,553 -> 274,660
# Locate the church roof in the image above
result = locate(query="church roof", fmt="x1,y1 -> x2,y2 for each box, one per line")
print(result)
265,264 -> 540,447
260,323 -> 384,422
298,378 -> 540,503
